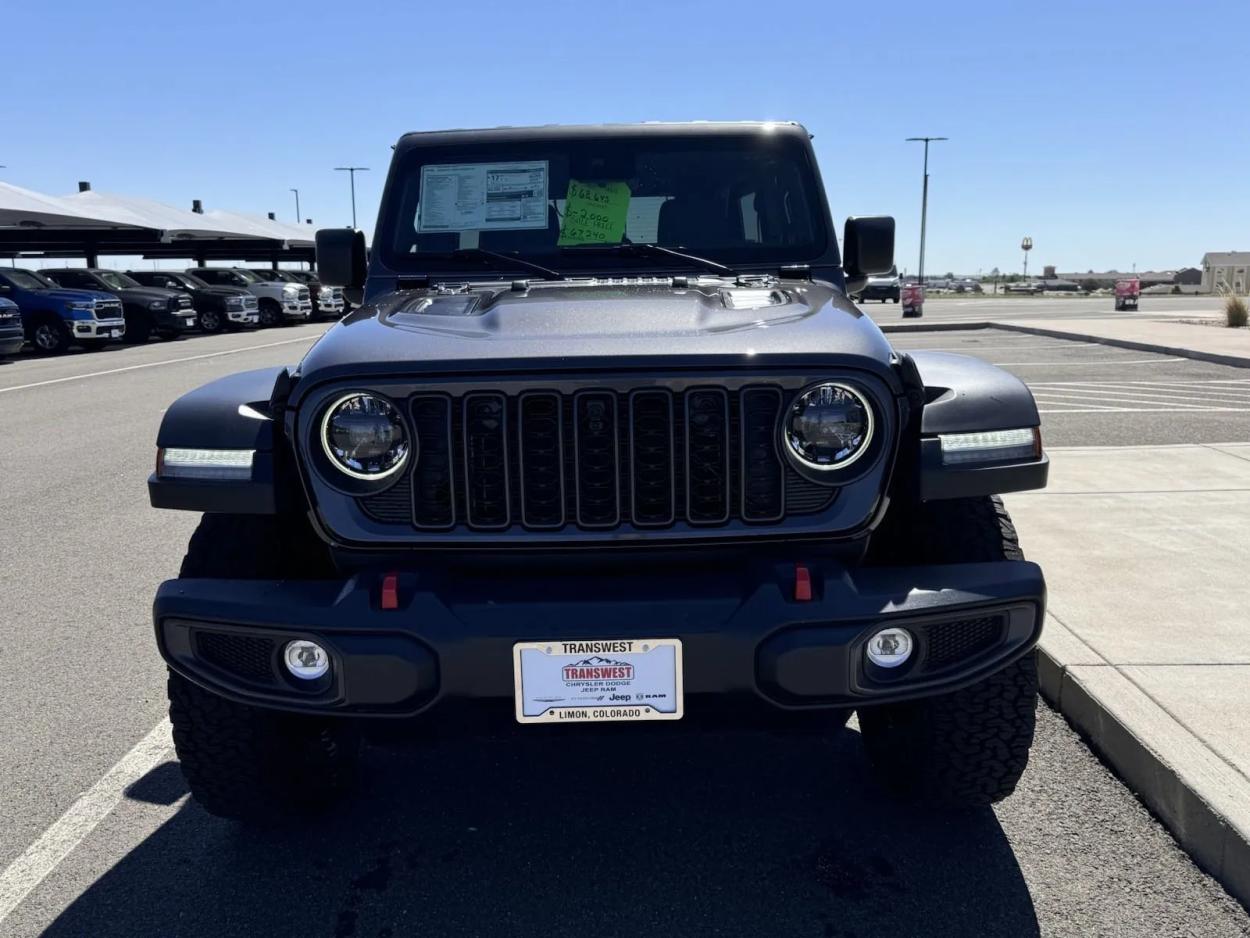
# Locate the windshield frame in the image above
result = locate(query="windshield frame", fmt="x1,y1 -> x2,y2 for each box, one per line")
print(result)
374,125 -> 838,281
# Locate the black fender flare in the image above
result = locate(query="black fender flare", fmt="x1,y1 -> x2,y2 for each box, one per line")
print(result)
907,352 -> 1048,500
149,368 -> 289,513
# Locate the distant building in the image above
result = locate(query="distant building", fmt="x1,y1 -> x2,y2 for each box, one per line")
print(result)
1201,253 -> 1250,294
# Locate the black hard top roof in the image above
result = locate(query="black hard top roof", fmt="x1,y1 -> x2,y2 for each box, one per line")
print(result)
394,121 -> 810,151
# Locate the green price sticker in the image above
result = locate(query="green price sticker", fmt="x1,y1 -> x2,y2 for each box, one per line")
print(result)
558,180 -> 631,246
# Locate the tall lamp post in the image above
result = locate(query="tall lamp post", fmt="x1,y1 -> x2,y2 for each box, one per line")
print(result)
1021,237 -> 1033,278
905,136 -> 947,285
334,166 -> 370,229
290,188 -> 301,224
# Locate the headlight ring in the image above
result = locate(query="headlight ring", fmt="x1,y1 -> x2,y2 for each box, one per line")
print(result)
781,382 -> 875,475
319,392 -> 412,481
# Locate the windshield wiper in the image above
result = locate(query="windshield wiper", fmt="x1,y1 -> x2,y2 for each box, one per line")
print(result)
560,242 -> 734,276
445,248 -> 564,281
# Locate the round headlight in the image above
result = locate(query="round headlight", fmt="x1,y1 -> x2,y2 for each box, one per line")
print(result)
783,383 -> 874,471
320,393 -> 410,480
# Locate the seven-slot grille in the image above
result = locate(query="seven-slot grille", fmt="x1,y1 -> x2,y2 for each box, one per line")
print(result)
361,385 -> 837,534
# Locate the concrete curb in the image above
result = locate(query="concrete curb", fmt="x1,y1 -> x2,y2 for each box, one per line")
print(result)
1036,642 -> 1250,909
879,318 -> 1250,369
982,321 -> 1250,369
878,321 -> 992,334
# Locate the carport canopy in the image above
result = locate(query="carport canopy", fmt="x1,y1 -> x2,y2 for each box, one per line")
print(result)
0,182 -> 317,264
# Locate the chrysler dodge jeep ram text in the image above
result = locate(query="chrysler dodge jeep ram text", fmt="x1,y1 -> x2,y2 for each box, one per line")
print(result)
150,122 -> 1049,822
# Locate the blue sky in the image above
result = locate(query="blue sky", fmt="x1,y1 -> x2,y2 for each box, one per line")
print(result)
6,0 -> 1248,274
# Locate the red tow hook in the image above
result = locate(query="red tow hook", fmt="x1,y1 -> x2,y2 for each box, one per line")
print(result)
794,564 -> 813,602
380,573 -> 399,610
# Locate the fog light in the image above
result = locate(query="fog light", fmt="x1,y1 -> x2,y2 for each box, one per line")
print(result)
866,628 -> 913,669
283,640 -> 330,680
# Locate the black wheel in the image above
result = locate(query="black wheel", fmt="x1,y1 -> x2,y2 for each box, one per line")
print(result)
858,496 -> 1038,806
29,314 -> 70,355
123,311 -> 152,344
169,514 -> 355,822
198,308 -> 224,333
892,297 -> 900,303
258,299 -> 281,327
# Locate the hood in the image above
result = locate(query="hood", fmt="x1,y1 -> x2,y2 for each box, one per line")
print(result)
31,287 -> 119,305
109,286 -> 184,303
195,285 -> 252,298
295,279 -> 898,387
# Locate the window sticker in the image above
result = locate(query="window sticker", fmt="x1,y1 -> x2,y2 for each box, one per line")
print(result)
417,161 -> 549,232
557,180 -> 631,246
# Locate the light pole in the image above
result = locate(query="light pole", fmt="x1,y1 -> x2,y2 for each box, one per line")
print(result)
1021,237 -> 1033,278
290,188 -> 301,224
334,166 -> 370,228
906,136 -> 947,285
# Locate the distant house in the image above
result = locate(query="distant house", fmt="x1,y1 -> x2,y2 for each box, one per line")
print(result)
1201,253 -> 1250,294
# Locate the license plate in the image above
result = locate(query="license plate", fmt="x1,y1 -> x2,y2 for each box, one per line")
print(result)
513,638 -> 683,724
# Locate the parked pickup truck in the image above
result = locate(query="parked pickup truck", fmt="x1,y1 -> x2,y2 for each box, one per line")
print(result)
188,268 -> 312,327
127,270 -> 260,333
0,296 -> 23,358
43,268 -> 196,344
275,269 -> 347,319
149,121 -> 1049,823
0,267 -> 125,353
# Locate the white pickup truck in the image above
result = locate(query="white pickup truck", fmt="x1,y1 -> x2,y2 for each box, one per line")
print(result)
187,267 -> 312,327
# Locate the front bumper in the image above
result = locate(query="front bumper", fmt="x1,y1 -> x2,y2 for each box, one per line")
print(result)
282,300 -> 313,320
0,325 -> 23,354
156,309 -> 197,331
227,309 -> 260,325
154,559 -> 1045,718
73,317 -> 126,340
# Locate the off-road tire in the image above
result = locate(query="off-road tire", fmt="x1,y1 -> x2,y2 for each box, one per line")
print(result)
858,496 -> 1038,806
169,513 -> 355,822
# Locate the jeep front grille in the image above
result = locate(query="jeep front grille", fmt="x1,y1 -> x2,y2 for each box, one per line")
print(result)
359,384 -> 838,535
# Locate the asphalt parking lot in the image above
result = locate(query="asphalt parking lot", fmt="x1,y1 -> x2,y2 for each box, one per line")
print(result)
1,318 -> 1248,936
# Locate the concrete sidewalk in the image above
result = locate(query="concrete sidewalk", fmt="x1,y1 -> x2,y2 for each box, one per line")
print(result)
1006,444 -> 1250,905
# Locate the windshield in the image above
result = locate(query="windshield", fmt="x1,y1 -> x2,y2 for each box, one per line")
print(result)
250,270 -> 283,281
231,269 -> 262,284
381,131 -> 829,276
181,273 -> 208,288
97,271 -> 141,290
4,269 -> 58,290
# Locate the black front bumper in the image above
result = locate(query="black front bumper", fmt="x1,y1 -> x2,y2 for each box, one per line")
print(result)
154,559 -> 1045,718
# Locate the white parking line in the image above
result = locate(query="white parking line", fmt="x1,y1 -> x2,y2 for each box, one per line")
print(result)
0,720 -> 175,925
0,334 -> 321,395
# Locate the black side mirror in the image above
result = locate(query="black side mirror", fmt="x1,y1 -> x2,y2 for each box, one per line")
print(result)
842,216 -> 895,296
316,228 -> 368,306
